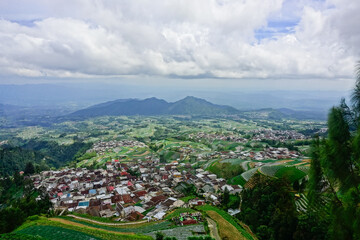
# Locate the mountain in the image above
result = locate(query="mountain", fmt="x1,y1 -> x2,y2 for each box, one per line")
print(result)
69,96 -> 240,118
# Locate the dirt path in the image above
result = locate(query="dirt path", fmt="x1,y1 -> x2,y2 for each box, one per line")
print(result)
206,217 -> 221,240
49,218 -> 134,235
134,150 -> 150,157
207,211 -> 246,240
67,214 -> 147,226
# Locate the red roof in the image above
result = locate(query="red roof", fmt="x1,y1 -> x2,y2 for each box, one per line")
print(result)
181,219 -> 197,225
121,172 -> 128,176
121,194 -> 134,204
107,186 -> 115,192
114,159 -> 119,162
134,190 -> 147,197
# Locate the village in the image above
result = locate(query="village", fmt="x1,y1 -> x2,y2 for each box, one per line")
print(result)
89,140 -> 147,154
30,159 -> 242,224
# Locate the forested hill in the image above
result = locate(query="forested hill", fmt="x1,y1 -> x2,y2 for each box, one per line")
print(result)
69,96 -> 240,118
0,140 -> 90,176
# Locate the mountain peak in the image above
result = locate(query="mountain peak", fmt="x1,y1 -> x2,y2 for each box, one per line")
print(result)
69,96 -> 239,118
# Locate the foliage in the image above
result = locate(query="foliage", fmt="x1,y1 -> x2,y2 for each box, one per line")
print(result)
24,162 -> 35,175
239,175 -> 298,240
156,231 -> 165,240
0,140 -> 90,177
0,146 -> 45,177
292,212 -> 328,240
188,237 -> 214,240
0,175 -> 52,234
305,71 -> 360,239
207,161 -> 244,180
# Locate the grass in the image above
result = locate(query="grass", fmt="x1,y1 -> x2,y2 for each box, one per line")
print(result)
228,175 -> 247,186
196,205 -> 256,240
207,210 -> 246,240
275,166 -> 307,183
180,195 -> 196,203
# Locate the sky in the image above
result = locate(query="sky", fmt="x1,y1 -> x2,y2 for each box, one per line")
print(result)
0,0 -> 359,91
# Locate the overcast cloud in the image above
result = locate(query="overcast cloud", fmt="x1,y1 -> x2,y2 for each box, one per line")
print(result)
0,0 -> 359,90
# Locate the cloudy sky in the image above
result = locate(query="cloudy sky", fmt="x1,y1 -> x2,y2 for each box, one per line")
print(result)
0,0 -> 359,91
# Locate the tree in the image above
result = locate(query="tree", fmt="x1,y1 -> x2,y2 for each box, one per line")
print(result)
239,175 -> 298,240
159,152 -> 166,163
222,187 -> 230,207
323,107 -> 353,192
156,231 -> 165,240
307,136 -> 325,207
24,162 -> 35,175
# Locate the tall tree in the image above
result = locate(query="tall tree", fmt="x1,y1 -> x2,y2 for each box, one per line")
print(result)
307,136 -> 325,207
24,162 -> 35,175
323,107 -> 352,191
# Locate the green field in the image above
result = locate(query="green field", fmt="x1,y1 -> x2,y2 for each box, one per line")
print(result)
17,225 -> 102,240
274,166 -> 307,182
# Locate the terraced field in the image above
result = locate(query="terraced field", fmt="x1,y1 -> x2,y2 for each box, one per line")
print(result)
57,215 -> 207,240
241,168 -> 259,181
259,165 -> 284,177
7,217 -> 152,240
17,225 -> 102,240
274,166 -> 307,183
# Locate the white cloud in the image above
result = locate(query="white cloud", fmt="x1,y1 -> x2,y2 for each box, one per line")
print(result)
0,0 -> 358,89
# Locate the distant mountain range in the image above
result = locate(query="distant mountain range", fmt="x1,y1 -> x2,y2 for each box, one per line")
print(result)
69,96 -> 240,117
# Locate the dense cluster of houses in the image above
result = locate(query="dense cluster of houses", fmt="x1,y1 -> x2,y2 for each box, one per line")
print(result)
196,147 -> 300,162
89,140 -> 146,154
250,129 -> 307,141
31,160 -> 242,222
189,132 -> 247,143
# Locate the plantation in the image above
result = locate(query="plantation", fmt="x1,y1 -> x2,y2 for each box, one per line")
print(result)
17,225 -> 102,240
61,217 -> 172,233
9,218 -> 152,240
259,165 -> 284,177
228,174 -> 247,186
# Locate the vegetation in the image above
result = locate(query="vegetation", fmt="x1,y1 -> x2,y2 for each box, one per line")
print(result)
0,175 -> 52,234
305,96 -> 360,238
197,205 -> 255,240
0,140 -> 90,176
207,160 -> 244,180
239,174 -> 298,240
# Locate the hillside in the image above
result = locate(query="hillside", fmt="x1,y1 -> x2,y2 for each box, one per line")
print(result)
69,96 -> 240,118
